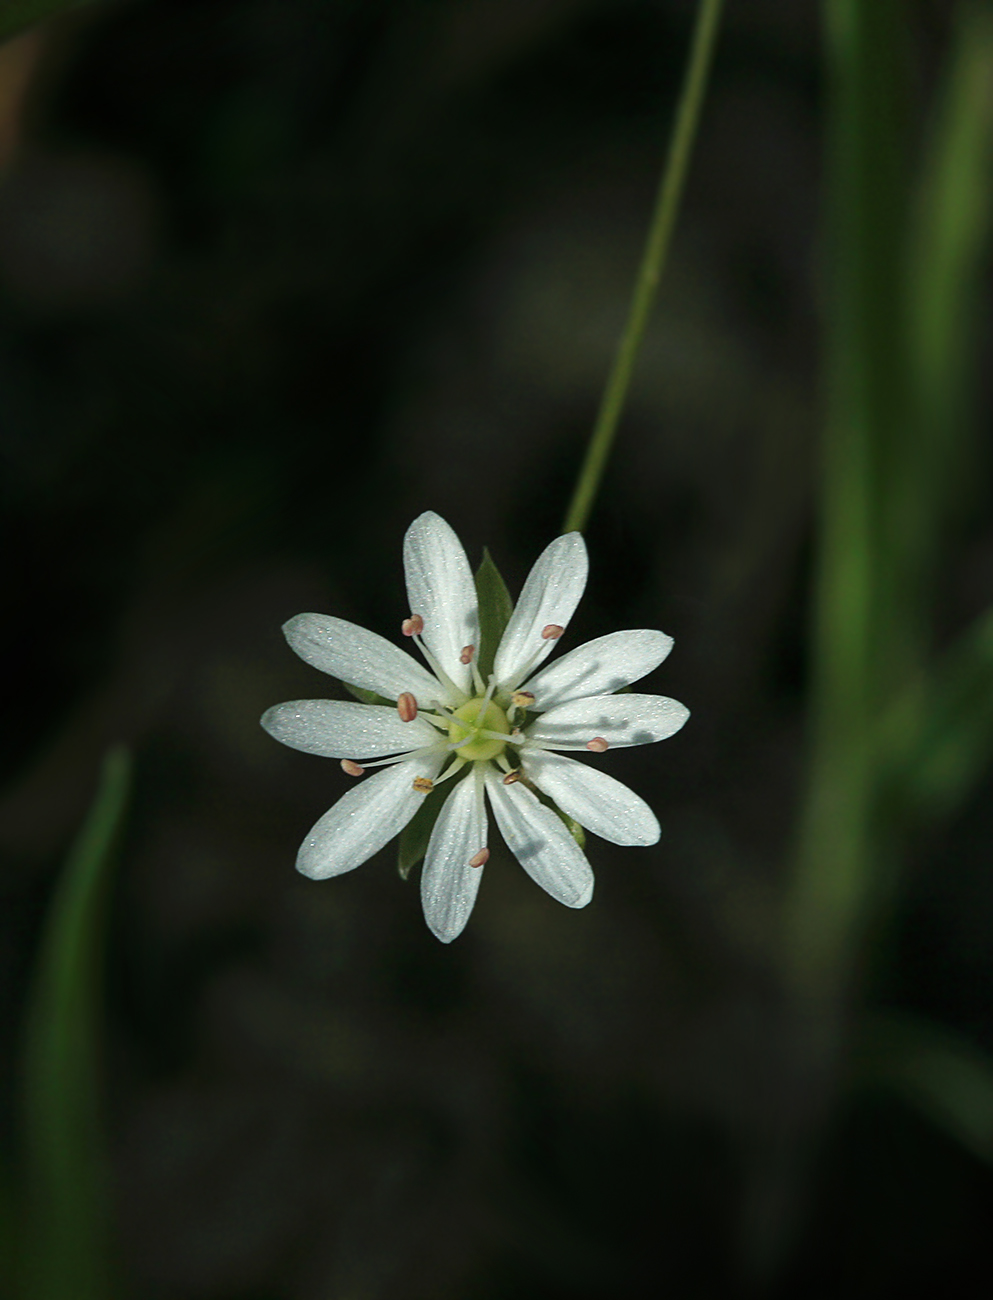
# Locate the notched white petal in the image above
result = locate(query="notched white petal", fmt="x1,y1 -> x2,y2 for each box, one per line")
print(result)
521,749 -> 660,846
261,700 -> 438,759
403,512 -> 479,696
421,768 -> 487,943
283,613 -> 440,705
527,693 -> 689,750
296,751 -> 443,880
493,532 -> 588,688
483,767 -> 593,909
524,629 -> 674,710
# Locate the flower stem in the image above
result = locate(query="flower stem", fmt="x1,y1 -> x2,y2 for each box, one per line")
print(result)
562,0 -> 724,535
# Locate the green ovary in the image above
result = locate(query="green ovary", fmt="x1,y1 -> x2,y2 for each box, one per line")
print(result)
448,698 -> 511,761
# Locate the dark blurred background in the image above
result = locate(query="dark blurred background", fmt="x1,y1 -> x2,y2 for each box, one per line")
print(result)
1,0 -> 992,1296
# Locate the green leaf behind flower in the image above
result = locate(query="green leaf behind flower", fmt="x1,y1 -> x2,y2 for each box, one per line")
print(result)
474,548 -> 514,680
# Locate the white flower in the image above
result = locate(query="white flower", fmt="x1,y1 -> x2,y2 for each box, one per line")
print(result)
262,511 -> 689,942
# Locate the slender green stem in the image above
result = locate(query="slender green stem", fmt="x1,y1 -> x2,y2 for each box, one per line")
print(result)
562,0 -> 724,535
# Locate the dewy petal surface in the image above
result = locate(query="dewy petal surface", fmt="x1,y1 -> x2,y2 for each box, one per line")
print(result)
484,767 -> 593,908
404,511 -> 479,697
527,693 -> 690,750
283,613 -> 442,706
524,629 -> 674,710
493,532 -> 588,688
261,700 -> 439,759
521,749 -> 660,846
421,767 -> 487,943
297,751 -> 444,880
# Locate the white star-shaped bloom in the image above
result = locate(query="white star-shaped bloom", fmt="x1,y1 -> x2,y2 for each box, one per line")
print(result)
262,511 -> 689,942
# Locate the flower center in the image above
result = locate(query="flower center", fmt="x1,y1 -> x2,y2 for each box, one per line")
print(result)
448,697 -> 511,761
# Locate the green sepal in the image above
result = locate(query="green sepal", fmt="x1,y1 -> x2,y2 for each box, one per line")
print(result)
397,783 -> 447,880
528,779 -> 586,848
474,548 -> 514,680
560,811 -> 586,849
342,681 -> 393,708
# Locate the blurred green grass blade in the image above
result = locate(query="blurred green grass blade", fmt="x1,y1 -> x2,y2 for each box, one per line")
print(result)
787,0 -> 910,995
21,747 -> 131,1300
0,0 -> 94,43
884,604 -> 993,820
474,548 -> 513,681
906,1 -> 993,572
857,1013 -> 993,1163
0,1162 -> 14,1296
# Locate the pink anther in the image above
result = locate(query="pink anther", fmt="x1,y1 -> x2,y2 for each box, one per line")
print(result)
459,645 -> 476,665
469,848 -> 490,868
341,759 -> 365,777
586,736 -> 609,753
397,692 -> 418,722
541,623 -> 564,640
402,614 -> 424,637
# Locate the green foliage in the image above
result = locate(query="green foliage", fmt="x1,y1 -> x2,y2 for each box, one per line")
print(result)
474,548 -> 514,680
888,605 -> 993,821
789,0 -> 993,1188
397,782 -> 447,880
907,2 -> 993,543
858,1013 -> 993,1164
21,747 -> 131,1300
0,0 -> 93,44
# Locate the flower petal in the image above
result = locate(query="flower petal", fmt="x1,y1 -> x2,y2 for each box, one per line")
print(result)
483,767 -> 593,908
403,511 -> 479,697
521,749 -> 659,846
526,693 -> 689,750
524,629 -> 674,710
493,532 -> 588,689
261,700 -> 440,759
283,613 -> 441,706
421,766 -> 487,943
296,751 -> 444,879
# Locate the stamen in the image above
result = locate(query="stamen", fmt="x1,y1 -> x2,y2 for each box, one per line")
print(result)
586,736 -> 609,753
511,691 -> 535,709
479,673 -> 498,712
397,692 -> 418,722
434,756 -> 467,786
469,848 -> 489,868
412,776 -> 434,793
412,633 -> 466,705
402,614 -> 424,637
341,760 -> 365,777
459,645 -> 475,665
358,743 -> 448,770
502,770 -> 520,785
503,632 -> 567,693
